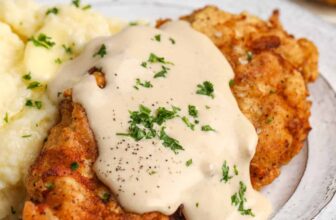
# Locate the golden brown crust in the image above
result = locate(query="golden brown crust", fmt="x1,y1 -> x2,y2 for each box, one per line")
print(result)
23,100 -> 169,220
181,6 -> 318,189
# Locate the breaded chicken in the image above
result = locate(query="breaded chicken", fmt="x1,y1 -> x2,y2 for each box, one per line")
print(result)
23,6 -> 318,219
23,100 -> 173,220
180,6 -> 318,189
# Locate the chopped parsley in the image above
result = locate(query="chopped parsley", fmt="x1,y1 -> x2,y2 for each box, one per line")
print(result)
27,81 -> 41,90
55,58 -> 62,64
134,78 -> 153,90
141,62 -> 147,68
201,125 -> 215,132
22,73 -> 32,81
25,99 -> 43,109
70,162 -> 79,171
186,159 -> 193,167
154,107 -> 179,125
221,161 -> 233,183
188,105 -> 198,118
82,4 -> 92,10
195,202 -> 199,208
46,7 -> 59,15
231,182 -> 255,217
62,44 -> 73,54
159,127 -> 184,154
247,51 -> 253,61
93,44 -> 107,58
72,0 -> 81,7
148,170 -> 157,175
182,116 -> 195,130
29,33 -> 55,49
45,182 -> 54,190
229,79 -> 235,87
101,192 -> 110,203
3,113 -> 8,124
148,53 -> 173,65
153,34 -> 161,42
169,37 -> 176,45
266,117 -> 273,124
154,65 -> 170,78
129,21 -> 139,26
196,81 -> 214,98
234,165 -> 239,175
22,134 -> 32,138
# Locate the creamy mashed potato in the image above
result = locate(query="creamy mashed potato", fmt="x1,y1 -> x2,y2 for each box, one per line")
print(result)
0,0 -> 125,219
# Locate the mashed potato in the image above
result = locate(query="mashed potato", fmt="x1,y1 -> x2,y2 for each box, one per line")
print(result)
0,0 -> 125,219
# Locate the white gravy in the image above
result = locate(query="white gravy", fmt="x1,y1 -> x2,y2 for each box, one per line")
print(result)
49,21 -> 272,220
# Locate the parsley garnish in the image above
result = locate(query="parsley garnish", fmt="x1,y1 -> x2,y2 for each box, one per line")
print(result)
148,53 -> 172,65
62,44 -> 73,54
148,170 -> 157,175
229,79 -> 235,87
234,165 -> 239,175
29,33 -> 55,49
82,4 -> 91,10
247,51 -> 253,62
182,116 -> 195,130
27,81 -> 41,90
169,37 -> 176,44
196,81 -> 214,98
46,7 -> 59,15
22,73 -> 31,81
3,113 -> 9,124
101,192 -> 110,203
159,127 -> 184,154
25,99 -> 43,109
154,65 -> 170,78
201,125 -> 215,132
141,62 -> 147,68
196,202 -> 199,208
129,21 -> 139,26
93,44 -> 107,58
186,159 -> 193,167
221,161 -> 233,183
72,0 -> 80,7
55,58 -> 62,64
188,105 -> 198,118
266,117 -> 273,124
45,182 -> 54,190
134,78 -> 153,90
153,34 -> 161,42
70,162 -> 79,171
154,107 -> 179,125
231,182 -> 255,217
22,134 -> 32,138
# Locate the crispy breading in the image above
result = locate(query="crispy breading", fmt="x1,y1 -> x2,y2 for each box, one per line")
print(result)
23,100 -> 170,220
181,6 -> 318,189
23,6 -> 318,219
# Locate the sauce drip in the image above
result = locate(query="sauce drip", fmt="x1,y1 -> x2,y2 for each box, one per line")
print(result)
49,21 -> 272,220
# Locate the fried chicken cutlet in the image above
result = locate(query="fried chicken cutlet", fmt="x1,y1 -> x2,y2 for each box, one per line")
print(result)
23,6 -> 318,219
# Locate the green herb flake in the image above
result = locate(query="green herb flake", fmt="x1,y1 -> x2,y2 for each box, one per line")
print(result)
3,113 -> 9,124
186,159 -> 193,167
27,81 -> 41,90
154,65 -> 170,78
229,79 -> 235,87
72,0 -> 80,7
62,44 -> 73,54
93,44 -> 107,58
234,165 -> 239,176
169,37 -> 176,45
22,134 -> 32,138
231,181 -> 255,217
153,34 -> 161,42
247,51 -> 253,62
82,4 -> 92,10
45,182 -> 54,190
148,170 -> 157,175
29,33 -> 55,49
22,73 -> 32,81
129,21 -> 139,26
182,116 -> 195,130
195,202 -> 199,208
70,162 -> 79,171
148,53 -> 173,65
35,101 -> 43,109
196,81 -> 214,98
101,192 -> 111,203
266,117 -> 273,124
10,206 -> 16,215
221,161 -> 233,183
160,127 -> 184,154
55,58 -> 62,64
188,105 -> 198,118
134,78 -> 153,90
46,7 -> 59,15
154,107 -> 179,125
141,62 -> 147,68
201,125 -> 215,132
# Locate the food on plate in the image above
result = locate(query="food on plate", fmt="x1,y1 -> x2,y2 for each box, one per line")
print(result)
0,0 -> 125,218
180,6 -> 318,189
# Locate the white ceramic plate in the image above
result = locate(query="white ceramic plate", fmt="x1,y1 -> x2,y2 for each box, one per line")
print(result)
38,0 -> 336,219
